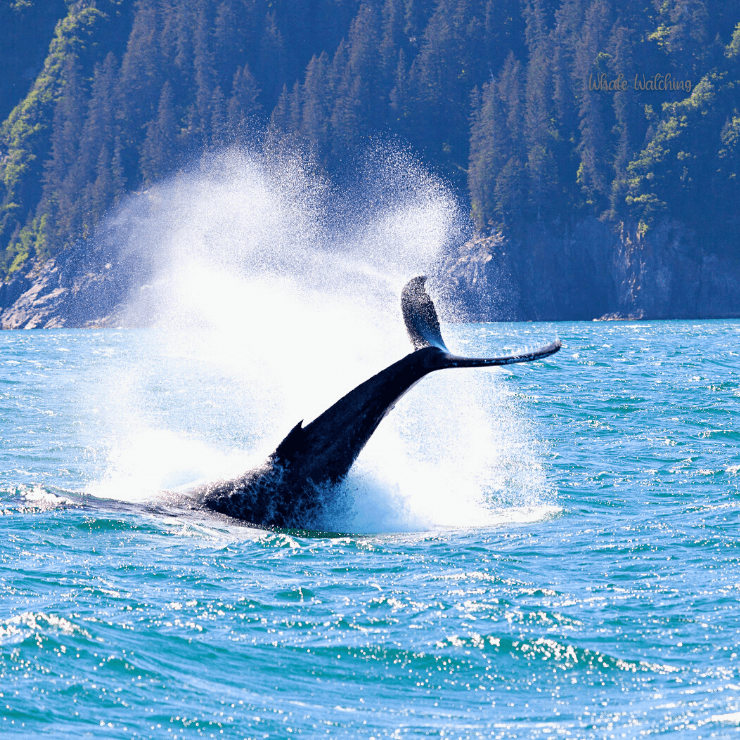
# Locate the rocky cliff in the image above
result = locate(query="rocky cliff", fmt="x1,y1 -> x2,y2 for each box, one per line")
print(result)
443,219 -> 740,322
1,217 -> 738,328
0,238 -> 134,329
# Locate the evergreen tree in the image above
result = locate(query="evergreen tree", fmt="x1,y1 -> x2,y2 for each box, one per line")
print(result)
39,57 -> 87,252
77,53 -> 119,195
270,84 -> 291,132
469,53 -> 527,229
608,23 -> 639,215
469,82 -> 499,228
346,3 -> 381,110
227,64 -> 263,137
666,0 -> 709,79
495,155 -> 526,226
119,0 -> 162,134
192,1 -> 217,148
380,0 -> 408,78
210,85 -> 228,145
574,0 -> 613,209
213,0 -> 242,90
525,40 -> 556,219
300,53 -> 332,157
288,80 -> 303,134
484,0 -> 526,74
140,82 -> 178,185
258,11 -> 285,108
389,48 -> 411,134
83,143 -> 115,234
410,0 -> 485,163
331,73 -> 363,160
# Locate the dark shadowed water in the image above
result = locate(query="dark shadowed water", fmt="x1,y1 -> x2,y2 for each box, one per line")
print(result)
1,321 -> 740,738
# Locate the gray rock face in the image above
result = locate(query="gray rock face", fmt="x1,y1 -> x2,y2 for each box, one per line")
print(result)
1,218 -> 738,326
0,241 -> 133,329
443,218 -> 740,321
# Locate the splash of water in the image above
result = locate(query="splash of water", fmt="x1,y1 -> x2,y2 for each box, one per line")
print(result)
91,145 -> 556,532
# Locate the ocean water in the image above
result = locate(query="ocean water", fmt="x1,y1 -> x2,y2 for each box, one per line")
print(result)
2,319 -> 739,739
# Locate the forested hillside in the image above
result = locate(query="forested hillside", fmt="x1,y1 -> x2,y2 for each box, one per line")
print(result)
0,0 -> 739,316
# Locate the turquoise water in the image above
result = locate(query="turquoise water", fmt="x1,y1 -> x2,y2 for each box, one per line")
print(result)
2,321 -> 740,738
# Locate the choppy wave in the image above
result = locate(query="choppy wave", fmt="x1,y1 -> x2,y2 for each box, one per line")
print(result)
6,153 -> 740,738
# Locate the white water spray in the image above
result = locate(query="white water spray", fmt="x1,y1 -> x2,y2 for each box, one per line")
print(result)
89,146 -> 557,532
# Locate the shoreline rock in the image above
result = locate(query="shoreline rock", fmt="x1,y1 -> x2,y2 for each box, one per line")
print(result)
442,218 -> 740,322
2,217 -> 739,327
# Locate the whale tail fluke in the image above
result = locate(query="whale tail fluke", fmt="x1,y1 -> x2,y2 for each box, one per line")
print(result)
196,275 -> 561,527
443,339 -> 562,367
401,275 -> 561,367
401,276 -> 449,351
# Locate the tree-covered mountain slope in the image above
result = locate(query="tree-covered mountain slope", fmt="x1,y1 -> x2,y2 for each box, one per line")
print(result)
1,0 -> 739,323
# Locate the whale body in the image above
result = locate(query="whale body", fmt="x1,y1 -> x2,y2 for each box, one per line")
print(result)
191,276 -> 560,528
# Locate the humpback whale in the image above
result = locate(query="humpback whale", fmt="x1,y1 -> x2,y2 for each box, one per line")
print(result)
192,276 -> 560,528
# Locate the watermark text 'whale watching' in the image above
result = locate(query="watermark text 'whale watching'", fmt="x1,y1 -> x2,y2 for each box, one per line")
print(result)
589,73 -> 693,93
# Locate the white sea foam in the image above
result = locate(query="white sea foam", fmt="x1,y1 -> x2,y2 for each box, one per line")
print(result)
90,145 -> 557,532
86,429 -> 257,502
710,711 -> 740,724
19,486 -> 74,511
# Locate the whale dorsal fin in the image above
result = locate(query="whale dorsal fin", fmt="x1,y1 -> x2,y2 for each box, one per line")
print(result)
401,276 -> 449,352
274,420 -> 304,462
